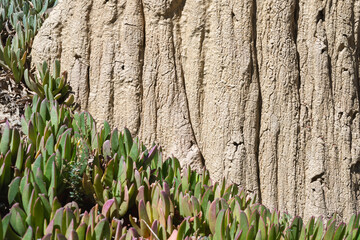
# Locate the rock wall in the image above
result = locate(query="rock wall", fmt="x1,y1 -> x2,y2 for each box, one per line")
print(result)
31,0 -> 360,221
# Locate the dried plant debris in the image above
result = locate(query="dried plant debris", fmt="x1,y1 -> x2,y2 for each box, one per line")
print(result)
0,70 -> 31,130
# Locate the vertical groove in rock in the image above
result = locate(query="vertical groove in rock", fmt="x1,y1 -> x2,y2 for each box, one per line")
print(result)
83,0 -> 93,110
252,0 -> 262,203
87,0 -> 118,126
298,0 -> 332,220
175,13 -> 206,167
113,0 -> 144,133
353,0 -> 360,210
138,0 -> 146,136
257,0 -> 300,214
197,11 -> 206,146
140,0 -> 203,171
332,0 -> 360,220
349,0 -> 360,215
194,0 -> 260,189
293,0 -> 302,215
66,0 -> 94,110
180,0 -> 206,153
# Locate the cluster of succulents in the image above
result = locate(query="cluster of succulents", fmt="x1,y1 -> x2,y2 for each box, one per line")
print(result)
24,60 -> 75,106
0,93 -> 360,239
0,0 -> 61,93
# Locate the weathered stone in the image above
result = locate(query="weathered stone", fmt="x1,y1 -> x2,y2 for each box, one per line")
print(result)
31,0 -> 360,221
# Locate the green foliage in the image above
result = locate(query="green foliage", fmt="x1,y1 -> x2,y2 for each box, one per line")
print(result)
1,95 -> 360,239
24,60 -> 75,106
0,0 -> 75,110
0,0 -> 57,84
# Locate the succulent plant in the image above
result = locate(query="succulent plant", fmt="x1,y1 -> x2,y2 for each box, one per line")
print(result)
24,60 -> 75,107
0,0 -> 56,84
2,94 -> 360,239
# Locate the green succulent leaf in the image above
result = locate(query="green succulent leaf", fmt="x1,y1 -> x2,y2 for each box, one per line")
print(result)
214,209 -> 226,240
0,121 -> 11,154
10,203 -> 27,236
94,219 -> 111,240
8,176 -> 21,204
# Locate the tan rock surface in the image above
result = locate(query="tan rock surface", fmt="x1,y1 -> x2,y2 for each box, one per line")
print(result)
32,0 -> 360,221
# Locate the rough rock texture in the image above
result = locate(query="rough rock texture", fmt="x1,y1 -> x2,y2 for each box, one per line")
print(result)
31,0 -> 360,221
